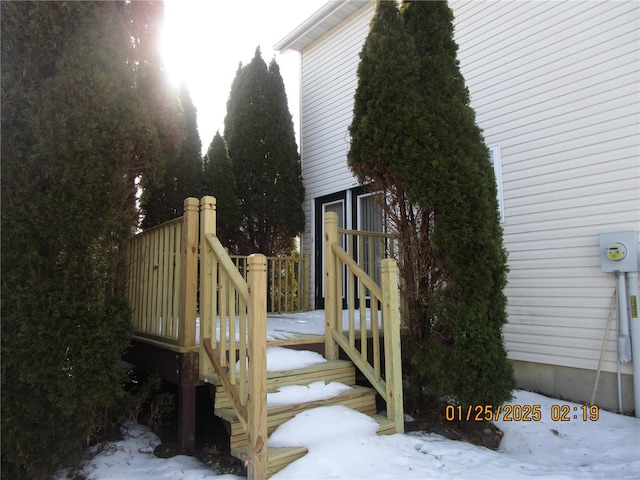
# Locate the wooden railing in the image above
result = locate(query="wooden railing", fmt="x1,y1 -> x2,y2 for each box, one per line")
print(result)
126,198 -> 404,479
125,198 -> 199,348
324,211 -> 404,434
125,197 -> 309,350
340,228 -> 397,287
231,253 -> 310,313
198,196 -> 268,479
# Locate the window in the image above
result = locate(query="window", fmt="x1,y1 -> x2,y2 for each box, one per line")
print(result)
489,145 -> 505,221
357,193 -> 384,284
324,200 -> 345,231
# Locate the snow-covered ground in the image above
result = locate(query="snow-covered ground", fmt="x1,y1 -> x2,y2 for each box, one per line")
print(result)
58,370 -> 639,479
56,313 -> 640,479
57,388 -> 640,479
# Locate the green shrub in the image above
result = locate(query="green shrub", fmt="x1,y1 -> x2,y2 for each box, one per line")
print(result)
348,0 -> 515,410
1,2 -> 173,478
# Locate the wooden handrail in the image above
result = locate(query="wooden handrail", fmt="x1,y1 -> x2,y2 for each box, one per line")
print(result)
338,227 -> 393,239
331,242 -> 382,299
206,234 -> 250,301
198,196 -> 268,480
324,211 -> 404,434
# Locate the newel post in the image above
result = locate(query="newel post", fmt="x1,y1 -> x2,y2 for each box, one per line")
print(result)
247,253 -> 268,480
179,198 -> 200,347
381,258 -> 404,434
199,196 -> 217,378
324,212 -> 339,361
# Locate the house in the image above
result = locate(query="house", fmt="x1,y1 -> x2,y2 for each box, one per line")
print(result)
276,0 -> 640,413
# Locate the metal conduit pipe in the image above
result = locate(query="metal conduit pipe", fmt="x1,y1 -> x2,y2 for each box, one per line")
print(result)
627,271 -> 640,418
616,271 -> 632,364
599,231 -> 639,416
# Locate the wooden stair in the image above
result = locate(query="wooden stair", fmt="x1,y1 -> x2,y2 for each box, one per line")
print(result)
212,355 -> 397,476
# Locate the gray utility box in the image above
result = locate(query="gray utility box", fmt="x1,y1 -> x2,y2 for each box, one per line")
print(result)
599,231 -> 639,273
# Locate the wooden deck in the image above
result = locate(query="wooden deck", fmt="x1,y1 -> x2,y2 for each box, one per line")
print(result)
124,197 -> 403,479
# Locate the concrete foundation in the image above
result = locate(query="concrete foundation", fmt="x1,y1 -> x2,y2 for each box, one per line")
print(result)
512,360 -> 635,414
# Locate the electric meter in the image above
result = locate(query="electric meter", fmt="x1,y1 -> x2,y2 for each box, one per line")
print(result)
599,232 -> 639,273
605,242 -> 627,261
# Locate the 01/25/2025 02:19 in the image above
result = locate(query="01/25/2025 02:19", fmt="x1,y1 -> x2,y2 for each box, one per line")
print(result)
445,404 -> 600,423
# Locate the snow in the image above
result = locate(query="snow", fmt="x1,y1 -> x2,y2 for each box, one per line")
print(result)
57,314 -> 640,479
268,381 -> 352,407
58,388 -> 640,480
61,422 -> 233,480
205,309 -> 375,344
264,347 -> 327,372
269,391 -> 640,479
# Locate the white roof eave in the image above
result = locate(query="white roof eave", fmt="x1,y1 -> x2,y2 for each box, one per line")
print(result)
274,0 -> 370,52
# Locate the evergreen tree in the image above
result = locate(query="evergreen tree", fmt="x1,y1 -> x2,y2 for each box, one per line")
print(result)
402,0 -> 514,408
0,3 -> 176,478
203,131 -> 240,251
126,0 -> 185,218
224,48 -> 304,256
141,83 -> 204,228
348,0 -> 421,189
348,0 -> 514,408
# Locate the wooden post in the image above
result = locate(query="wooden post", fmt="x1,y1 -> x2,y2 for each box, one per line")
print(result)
303,252 -> 311,312
247,254 -> 268,480
381,258 -> 404,434
324,212 -> 339,360
179,198 -> 200,347
178,384 -> 196,453
199,196 -> 217,379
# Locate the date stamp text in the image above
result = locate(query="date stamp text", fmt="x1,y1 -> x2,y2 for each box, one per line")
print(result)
445,404 -> 600,422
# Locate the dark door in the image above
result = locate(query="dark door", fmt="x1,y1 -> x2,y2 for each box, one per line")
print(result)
314,192 -> 346,309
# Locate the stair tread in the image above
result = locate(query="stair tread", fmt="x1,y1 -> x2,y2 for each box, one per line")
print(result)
229,414 -> 397,476
231,445 -> 308,461
370,414 -> 397,435
216,384 -> 376,424
212,359 -> 358,411
210,359 -> 355,386
265,359 -> 354,379
231,446 -> 308,477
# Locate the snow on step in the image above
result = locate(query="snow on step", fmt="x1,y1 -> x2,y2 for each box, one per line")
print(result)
236,346 -> 327,372
268,381 -> 352,407
269,405 -> 380,448
266,347 -> 327,372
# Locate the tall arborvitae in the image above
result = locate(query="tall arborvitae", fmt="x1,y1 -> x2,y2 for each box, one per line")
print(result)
348,0 -> 421,189
349,0 -> 514,408
224,48 -> 304,256
403,0 -> 514,407
141,83 -> 204,228
128,1 -> 184,214
0,3 -> 178,478
204,131 -> 240,251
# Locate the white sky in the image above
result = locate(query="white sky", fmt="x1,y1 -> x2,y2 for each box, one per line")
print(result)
161,0 -> 328,151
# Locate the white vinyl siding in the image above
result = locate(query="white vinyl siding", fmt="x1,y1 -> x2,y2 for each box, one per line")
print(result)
451,0 -> 640,375
298,1 -> 375,303
290,0 -> 639,375
300,1 -> 374,198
